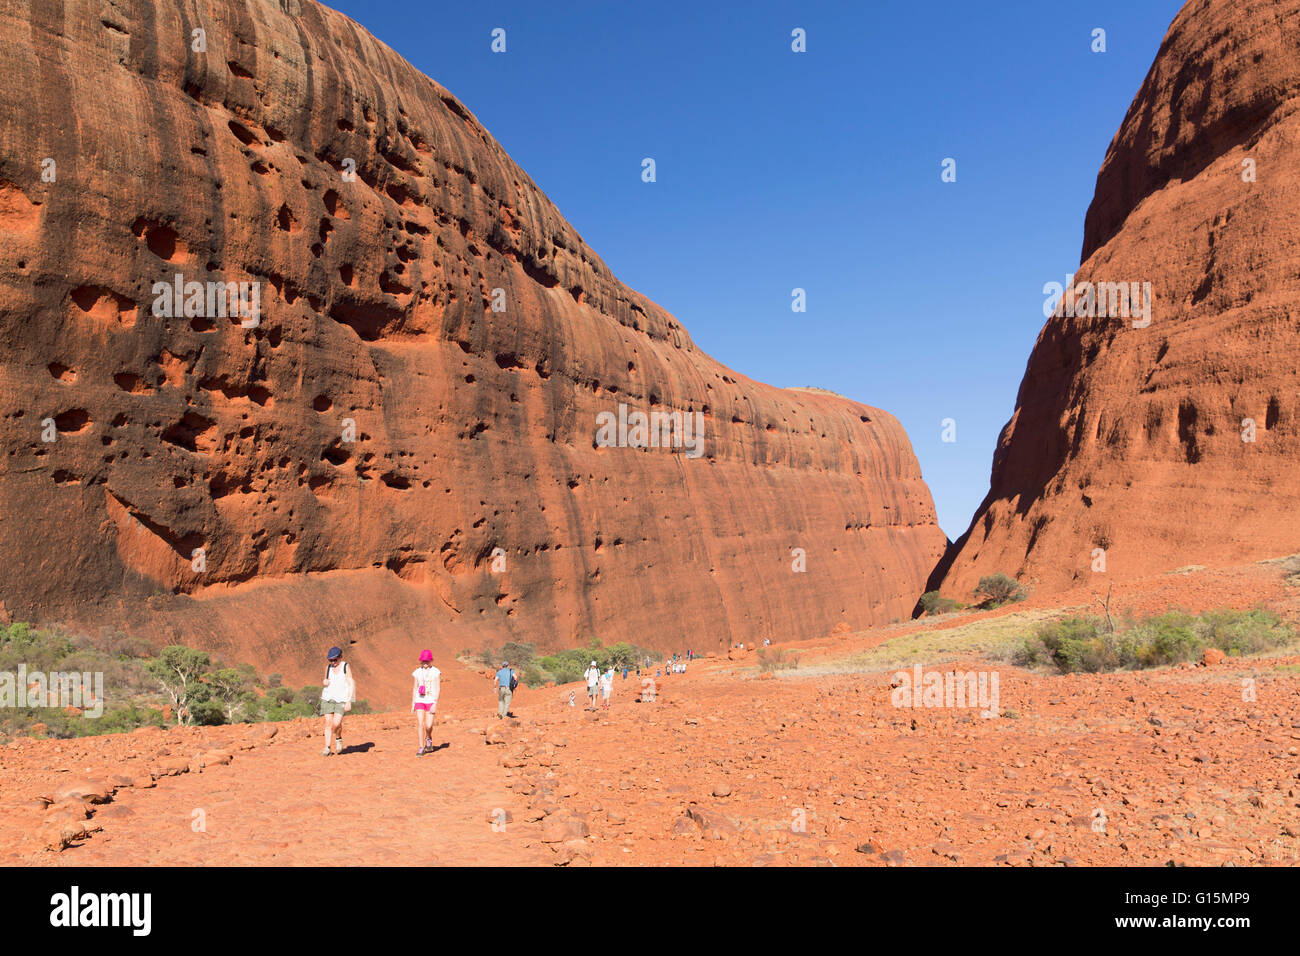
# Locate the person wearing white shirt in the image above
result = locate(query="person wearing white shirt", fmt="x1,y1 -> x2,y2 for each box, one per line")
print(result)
599,666 -> 615,709
412,649 -> 441,756
583,660 -> 600,711
319,646 -> 355,756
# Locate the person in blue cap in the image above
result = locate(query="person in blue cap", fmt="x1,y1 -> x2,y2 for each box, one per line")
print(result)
320,645 -> 355,755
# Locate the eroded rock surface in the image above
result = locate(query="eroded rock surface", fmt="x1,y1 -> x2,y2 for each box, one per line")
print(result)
935,0 -> 1300,599
0,0 -> 944,698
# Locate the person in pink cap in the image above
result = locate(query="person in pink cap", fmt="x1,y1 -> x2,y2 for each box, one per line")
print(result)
412,649 -> 441,756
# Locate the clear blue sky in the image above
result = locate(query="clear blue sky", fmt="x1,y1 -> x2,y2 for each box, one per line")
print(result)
329,0 -> 1186,539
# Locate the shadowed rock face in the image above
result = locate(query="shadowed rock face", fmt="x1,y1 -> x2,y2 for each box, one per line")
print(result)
0,0 -> 944,697
933,0 -> 1300,601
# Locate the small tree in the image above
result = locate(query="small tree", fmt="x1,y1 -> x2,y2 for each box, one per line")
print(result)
919,591 -> 959,615
146,645 -> 211,725
208,666 -> 253,723
1093,583 -> 1115,634
499,641 -> 536,666
975,573 -> 1025,607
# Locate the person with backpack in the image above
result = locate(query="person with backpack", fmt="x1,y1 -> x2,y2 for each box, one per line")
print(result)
583,660 -> 600,711
495,660 -> 516,719
600,665 -> 615,709
320,646 -> 355,756
412,649 -> 441,756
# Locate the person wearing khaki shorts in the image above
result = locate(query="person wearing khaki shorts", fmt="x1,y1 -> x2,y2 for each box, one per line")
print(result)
320,646 -> 355,755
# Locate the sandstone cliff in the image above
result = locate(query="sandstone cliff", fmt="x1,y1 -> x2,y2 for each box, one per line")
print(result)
0,0 -> 945,698
932,0 -> 1300,600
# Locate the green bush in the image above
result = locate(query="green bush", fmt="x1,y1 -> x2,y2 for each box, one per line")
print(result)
919,591 -> 960,615
975,573 -> 1026,607
1017,608 -> 1296,674
0,622 -> 367,739
518,662 -> 549,687
489,639 -> 658,687
498,641 -> 536,666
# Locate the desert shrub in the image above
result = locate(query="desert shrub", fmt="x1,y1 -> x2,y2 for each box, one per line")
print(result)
975,573 -> 1026,607
522,641 -> 656,686
919,591 -> 960,615
1017,608 -> 1295,674
757,648 -> 800,672
1198,608 -> 1292,656
146,645 -> 212,725
0,622 -> 369,739
518,662 -> 549,687
259,699 -> 317,722
93,704 -> 166,735
1012,638 -> 1045,668
601,642 -> 643,668
1135,612 -> 1200,665
536,651 -> 586,685
497,641 -> 536,666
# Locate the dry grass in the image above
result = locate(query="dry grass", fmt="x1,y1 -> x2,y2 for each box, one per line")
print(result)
792,606 -> 1082,678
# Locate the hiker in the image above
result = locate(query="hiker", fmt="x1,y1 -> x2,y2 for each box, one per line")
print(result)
495,660 -> 516,719
320,646 -> 355,756
622,665 -> 628,680
584,660 -> 600,710
412,649 -> 441,756
640,674 -> 656,703
600,665 -> 615,709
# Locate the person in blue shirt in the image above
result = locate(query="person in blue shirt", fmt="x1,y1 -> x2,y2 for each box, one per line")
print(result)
494,660 -> 515,719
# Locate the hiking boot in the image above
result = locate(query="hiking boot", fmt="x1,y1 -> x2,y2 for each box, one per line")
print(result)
416,746 -> 426,756
320,748 -> 332,756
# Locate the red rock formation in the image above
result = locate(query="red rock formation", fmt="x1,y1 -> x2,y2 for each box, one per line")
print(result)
933,0 -> 1300,601
0,0 -> 944,702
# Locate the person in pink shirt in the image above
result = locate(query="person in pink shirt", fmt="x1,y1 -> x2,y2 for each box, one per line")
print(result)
412,649 -> 441,756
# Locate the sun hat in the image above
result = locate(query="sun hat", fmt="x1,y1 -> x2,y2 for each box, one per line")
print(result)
328,646 -> 342,660
420,649 -> 433,662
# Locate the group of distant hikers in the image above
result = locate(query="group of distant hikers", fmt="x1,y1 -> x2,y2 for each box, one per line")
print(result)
317,645 -> 697,757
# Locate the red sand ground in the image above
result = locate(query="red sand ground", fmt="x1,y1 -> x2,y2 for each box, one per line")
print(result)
2,557 -> 1298,866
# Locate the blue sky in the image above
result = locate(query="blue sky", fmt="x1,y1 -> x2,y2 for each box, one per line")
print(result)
330,0 -> 1186,539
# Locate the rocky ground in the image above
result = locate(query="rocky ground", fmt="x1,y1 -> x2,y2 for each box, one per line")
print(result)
3,558 -> 1299,867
